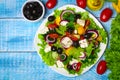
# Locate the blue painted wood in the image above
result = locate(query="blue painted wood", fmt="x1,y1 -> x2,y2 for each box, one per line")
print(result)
0,18 -> 112,51
0,0 -> 117,18
0,52 -> 110,80
0,19 -> 42,51
0,0 -> 116,80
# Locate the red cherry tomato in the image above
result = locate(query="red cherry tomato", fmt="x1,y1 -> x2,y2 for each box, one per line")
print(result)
72,62 -> 81,72
80,35 -> 84,40
76,62 -> 81,72
49,33 -> 59,38
66,35 -> 79,41
100,8 -> 112,22
47,23 -> 58,29
97,60 -> 107,75
46,0 -> 57,9
76,0 -> 86,9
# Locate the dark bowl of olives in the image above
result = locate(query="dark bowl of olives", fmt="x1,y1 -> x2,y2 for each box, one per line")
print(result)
22,0 -> 45,22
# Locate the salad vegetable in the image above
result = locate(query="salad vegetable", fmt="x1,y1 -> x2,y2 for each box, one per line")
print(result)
97,60 -> 107,75
87,0 -> 104,11
105,14 -> 120,80
46,0 -> 57,9
76,0 -> 87,9
100,8 -> 113,22
105,0 -> 120,13
38,7 -> 107,75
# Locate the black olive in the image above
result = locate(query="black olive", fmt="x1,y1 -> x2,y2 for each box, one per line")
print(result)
51,46 -> 57,51
73,41 -> 80,48
48,16 -> 55,22
60,54 -> 67,61
67,64 -> 73,70
67,28 -> 74,34
84,33 -> 93,39
57,48 -> 63,54
23,1 -> 43,20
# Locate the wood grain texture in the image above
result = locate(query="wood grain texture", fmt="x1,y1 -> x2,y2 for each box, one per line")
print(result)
0,0 -> 116,80
0,18 -> 112,51
0,0 -> 117,18
0,52 -> 110,80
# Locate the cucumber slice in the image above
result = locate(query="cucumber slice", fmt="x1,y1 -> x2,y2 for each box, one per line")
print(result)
52,52 -> 59,60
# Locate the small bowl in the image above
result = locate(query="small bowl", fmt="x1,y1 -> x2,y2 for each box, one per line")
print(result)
22,0 -> 45,22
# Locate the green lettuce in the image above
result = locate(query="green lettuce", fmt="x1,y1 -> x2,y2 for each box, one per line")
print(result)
105,14 -> 120,80
38,34 -> 55,66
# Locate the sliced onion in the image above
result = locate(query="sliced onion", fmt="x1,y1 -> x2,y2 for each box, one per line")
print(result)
60,54 -> 67,61
72,63 -> 77,70
79,52 -> 86,60
86,30 -> 99,39
60,10 -> 75,20
60,20 -> 69,26
45,35 -> 56,44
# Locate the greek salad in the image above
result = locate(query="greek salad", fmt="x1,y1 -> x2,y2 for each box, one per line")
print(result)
37,7 -> 107,75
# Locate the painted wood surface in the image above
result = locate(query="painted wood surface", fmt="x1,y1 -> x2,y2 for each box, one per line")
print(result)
0,0 -> 116,80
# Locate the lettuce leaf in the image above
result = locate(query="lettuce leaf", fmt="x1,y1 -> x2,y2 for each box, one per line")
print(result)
55,25 -> 67,35
105,14 -> 120,80
38,34 -> 55,66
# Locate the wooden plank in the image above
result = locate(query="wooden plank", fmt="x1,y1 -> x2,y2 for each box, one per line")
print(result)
0,0 -> 116,18
0,18 -> 112,51
0,19 -> 43,51
0,52 -> 109,80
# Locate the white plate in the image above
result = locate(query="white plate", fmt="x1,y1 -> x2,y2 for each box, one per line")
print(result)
34,5 -> 108,77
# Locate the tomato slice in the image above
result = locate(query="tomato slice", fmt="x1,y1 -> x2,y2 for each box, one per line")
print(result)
70,36 -> 79,41
47,23 -> 58,29
76,62 -> 81,72
80,35 -> 84,40
66,35 -> 79,41
49,33 -> 59,38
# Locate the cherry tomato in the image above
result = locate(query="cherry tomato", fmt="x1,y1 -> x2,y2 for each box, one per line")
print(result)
67,35 -> 79,41
76,0 -> 86,9
76,62 -> 81,72
97,60 -> 107,75
80,35 -> 84,40
100,8 -> 113,22
46,0 -> 57,9
72,62 -> 81,72
47,23 -> 58,29
49,33 -> 59,38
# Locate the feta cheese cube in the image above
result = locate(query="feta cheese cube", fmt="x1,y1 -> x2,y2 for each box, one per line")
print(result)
44,44 -> 51,53
56,60 -> 64,68
79,39 -> 88,48
74,29 -> 78,34
77,19 -> 85,27
39,27 -> 49,34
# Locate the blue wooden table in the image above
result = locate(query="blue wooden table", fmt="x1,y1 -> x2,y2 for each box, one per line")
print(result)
0,0 -> 116,80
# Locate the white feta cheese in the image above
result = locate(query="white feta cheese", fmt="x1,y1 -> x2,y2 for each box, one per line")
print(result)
39,27 -> 49,34
69,59 -> 78,65
61,37 -> 73,48
77,19 -> 85,27
44,44 -> 51,53
74,29 -> 78,34
79,39 -> 88,48
56,60 -> 64,68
